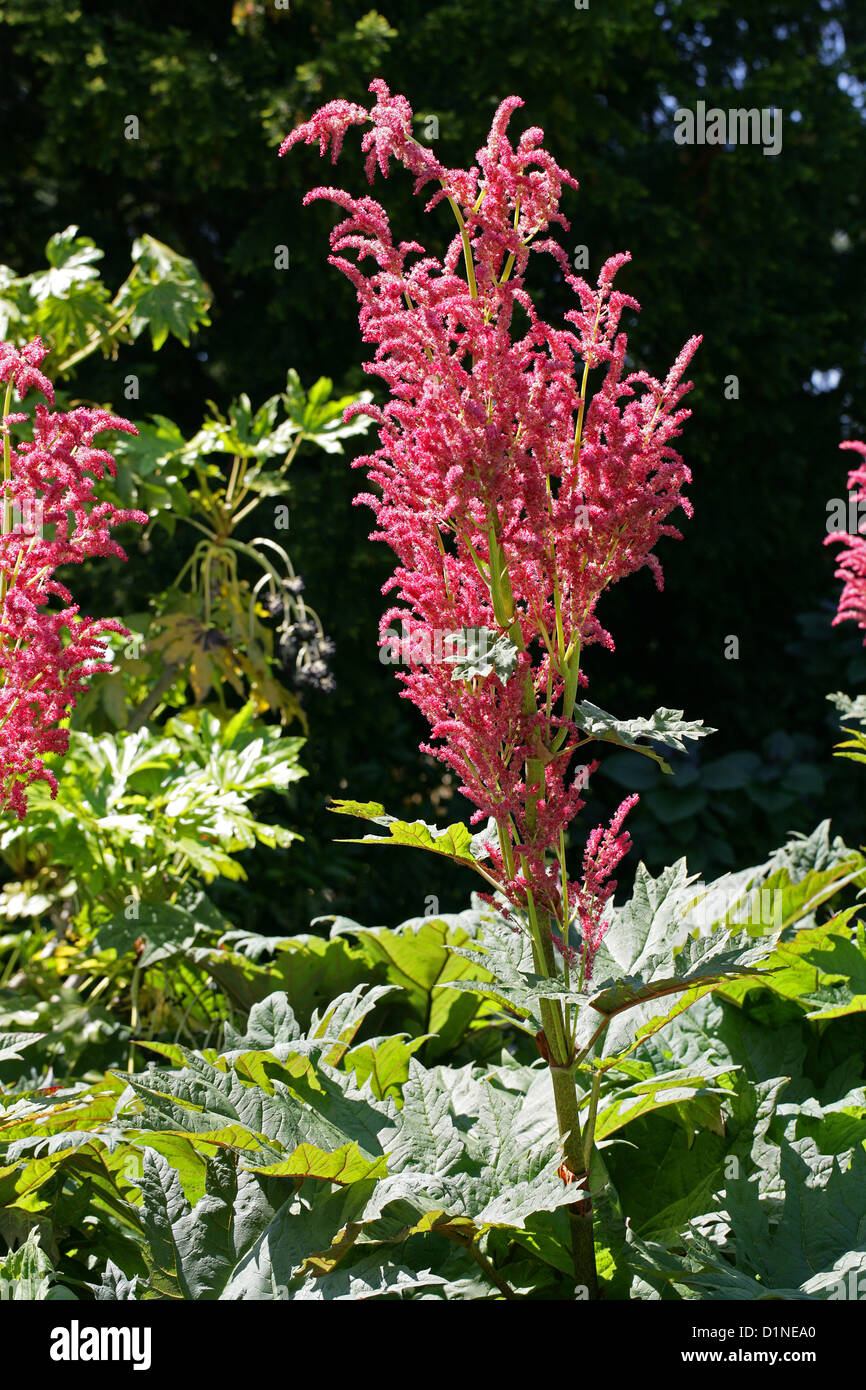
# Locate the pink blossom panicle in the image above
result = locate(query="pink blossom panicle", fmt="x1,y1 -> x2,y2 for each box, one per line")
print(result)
825,440 -> 866,637
571,793 -> 638,982
284,84 -> 700,983
0,337 -> 146,819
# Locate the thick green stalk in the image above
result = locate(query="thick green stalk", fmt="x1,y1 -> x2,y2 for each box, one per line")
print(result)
550,640 -> 582,754
483,519 -> 600,1289
522,878 -> 598,1297
478,458 -> 600,1296
523,881 -> 569,1066
550,1065 -> 598,1299
466,1240 -> 518,1300
583,1067 -> 602,1173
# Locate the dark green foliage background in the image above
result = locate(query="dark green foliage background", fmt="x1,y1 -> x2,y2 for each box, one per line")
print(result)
3,0 -> 866,929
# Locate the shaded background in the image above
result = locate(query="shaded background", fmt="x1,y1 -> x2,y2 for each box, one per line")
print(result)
2,0 -> 865,931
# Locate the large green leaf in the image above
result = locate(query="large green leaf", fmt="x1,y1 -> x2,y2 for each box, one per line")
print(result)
577,857 -> 861,1059
343,1034 -> 430,1101
0,1229 -> 76,1301
446,861 -> 784,1058
717,910 -> 866,1020
122,234 -> 212,350
136,1148 -> 275,1300
280,368 -> 373,454
328,800 -> 480,865
631,1143 -> 866,1300
25,226 -> 112,355
446,913 -> 595,1033
574,702 -> 715,773
0,1032 -> 46,1065
329,907 -> 495,1059
12,990 -> 612,1298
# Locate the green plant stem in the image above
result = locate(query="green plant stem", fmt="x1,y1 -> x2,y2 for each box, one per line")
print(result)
550,640 -> 582,754
487,513 -> 598,1293
466,1240 -> 518,1300
128,965 -> 141,1073
55,294 -> 138,374
126,660 -> 181,732
583,1067 -> 602,1173
446,196 -> 478,301
550,1064 -> 598,1299
571,360 -> 591,470
0,944 -> 21,987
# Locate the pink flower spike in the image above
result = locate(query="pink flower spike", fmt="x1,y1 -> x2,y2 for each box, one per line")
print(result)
826,439 -> 866,642
281,85 -> 700,982
0,338 -> 55,405
0,338 -> 146,819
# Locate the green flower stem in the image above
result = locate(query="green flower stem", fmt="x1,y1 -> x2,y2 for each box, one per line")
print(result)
0,674 -> 42,731
550,640 -> 582,754
491,510 -> 598,1292
571,360 -> 591,470
557,828 -> 572,988
477,477 -> 601,1295
550,1063 -> 598,1299
523,877 -> 569,1067
496,819 -> 516,880
402,134 -> 477,301
498,198 -> 521,287
446,195 -> 479,301
583,1066 -> 603,1174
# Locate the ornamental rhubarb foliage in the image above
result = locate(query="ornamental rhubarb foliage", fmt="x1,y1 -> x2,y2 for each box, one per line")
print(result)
0,338 -> 145,818
283,82 -> 716,1293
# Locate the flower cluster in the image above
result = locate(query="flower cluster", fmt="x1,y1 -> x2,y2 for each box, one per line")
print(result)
826,439 -> 866,638
284,82 -> 700,964
570,792 -> 638,982
0,338 -> 146,819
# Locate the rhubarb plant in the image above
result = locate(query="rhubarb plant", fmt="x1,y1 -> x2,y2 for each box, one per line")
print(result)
1,835 -> 862,1302
280,81 -> 792,1295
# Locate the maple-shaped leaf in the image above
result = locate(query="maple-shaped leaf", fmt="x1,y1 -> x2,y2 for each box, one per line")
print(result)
121,234 -> 212,350
327,799 -> 479,865
442,628 -> 519,684
574,701 -> 714,773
